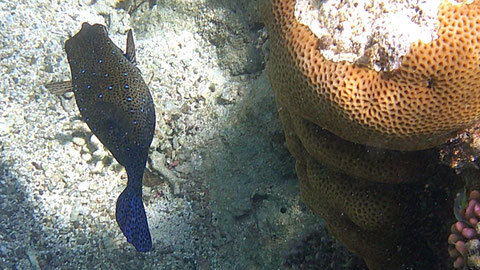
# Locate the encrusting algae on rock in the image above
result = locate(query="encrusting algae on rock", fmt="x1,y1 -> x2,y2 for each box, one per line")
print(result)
46,23 -> 156,252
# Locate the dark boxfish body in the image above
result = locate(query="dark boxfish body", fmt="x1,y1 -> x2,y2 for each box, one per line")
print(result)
47,23 -> 155,252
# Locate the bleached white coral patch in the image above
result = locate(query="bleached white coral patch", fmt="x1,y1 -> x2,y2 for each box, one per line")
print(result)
294,0 -> 444,71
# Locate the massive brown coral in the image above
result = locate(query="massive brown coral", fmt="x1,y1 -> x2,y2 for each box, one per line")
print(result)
277,96 -> 447,269
261,0 -> 480,269
263,0 -> 480,151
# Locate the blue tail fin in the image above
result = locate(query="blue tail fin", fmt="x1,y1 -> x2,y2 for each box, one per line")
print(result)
115,186 -> 152,252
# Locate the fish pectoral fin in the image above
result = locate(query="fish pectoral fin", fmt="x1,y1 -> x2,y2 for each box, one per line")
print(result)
125,29 -> 136,65
45,81 -> 73,95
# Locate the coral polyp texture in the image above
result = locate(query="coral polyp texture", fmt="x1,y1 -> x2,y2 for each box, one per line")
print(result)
261,0 -> 480,269
449,190 -> 480,269
262,0 -> 480,151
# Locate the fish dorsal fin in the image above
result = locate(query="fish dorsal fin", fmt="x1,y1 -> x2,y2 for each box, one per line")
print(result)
125,29 -> 136,65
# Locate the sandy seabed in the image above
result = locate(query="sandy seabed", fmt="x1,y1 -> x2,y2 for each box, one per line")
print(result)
0,0 -> 363,269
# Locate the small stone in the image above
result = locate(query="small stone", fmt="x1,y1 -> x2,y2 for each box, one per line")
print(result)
175,163 -> 194,174
80,0 -> 95,5
70,205 -> 88,225
24,115 -> 34,124
112,163 -> 124,173
72,120 -> 89,132
72,137 -> 86,146
4,183 -> 16,195
0,119 -> 10,136
77,237 -> 87,245
161,140 -> 172,151
91,161 -> 105,174
68,146 -> 81,159
173,182 -> 181,195
82,153 -> 92,162
75,166 -> 84,175
25,247 -> 41,270
143,170 -> 163,187
92,149 -> 108,160
90,134 -> 102,149
64,91 -> 74,98
166,126 -> 174,136
150,151 -> 185,184
178,137 -> 185,147
101,234 -> 115,253
0,245 -> 8,255
78,181 -> 89,192
172,137 -> 180,150
143,186 -> 152,197
46,179 -> 56,192
150,151 -> 166,172
81,144 -> 90,154
151,136 -> 161,150
217,88 -> 237,105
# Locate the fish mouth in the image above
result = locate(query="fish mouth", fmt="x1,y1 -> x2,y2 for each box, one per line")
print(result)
80,22 -> 109,37
89,23 -> 109,36
81,22 -> 92,30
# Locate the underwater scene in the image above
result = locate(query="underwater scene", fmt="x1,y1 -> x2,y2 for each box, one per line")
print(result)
2,0 -> 480,269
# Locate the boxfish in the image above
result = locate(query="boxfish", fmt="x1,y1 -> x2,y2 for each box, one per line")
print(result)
46,23 -> 156,252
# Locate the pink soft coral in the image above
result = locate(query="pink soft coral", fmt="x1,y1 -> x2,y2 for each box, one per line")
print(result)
449,190 -> 480,269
